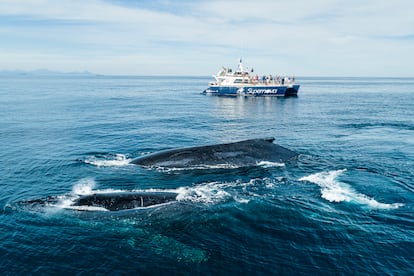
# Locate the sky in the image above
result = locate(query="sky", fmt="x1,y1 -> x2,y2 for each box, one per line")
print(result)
0,0 -> 413,76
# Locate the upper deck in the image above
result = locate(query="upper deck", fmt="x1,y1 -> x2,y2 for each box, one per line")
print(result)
209,59 -> 296,87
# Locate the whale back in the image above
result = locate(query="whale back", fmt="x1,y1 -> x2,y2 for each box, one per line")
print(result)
131,137 -> 297,168
72,192 -> 178,211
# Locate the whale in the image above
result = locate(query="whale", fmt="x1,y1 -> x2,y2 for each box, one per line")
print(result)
71,191 -> 178,211
18,191 -> 179,212
131,137 -> 298,168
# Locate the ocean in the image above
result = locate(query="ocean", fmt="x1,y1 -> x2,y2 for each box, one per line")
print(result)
0,75 -> 413,274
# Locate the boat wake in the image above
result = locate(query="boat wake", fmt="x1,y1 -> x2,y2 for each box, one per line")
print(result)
299,169 -> 404,209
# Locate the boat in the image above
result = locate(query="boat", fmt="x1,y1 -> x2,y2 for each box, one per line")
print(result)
202,59 -> 299,97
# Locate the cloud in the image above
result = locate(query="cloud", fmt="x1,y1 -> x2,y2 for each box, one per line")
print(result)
0,0 -> 413,76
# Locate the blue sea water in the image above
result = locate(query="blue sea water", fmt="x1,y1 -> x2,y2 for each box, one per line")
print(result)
0,75 -> 413,274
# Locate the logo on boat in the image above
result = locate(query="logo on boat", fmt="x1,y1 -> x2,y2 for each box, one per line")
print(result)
246,88 -> 278,94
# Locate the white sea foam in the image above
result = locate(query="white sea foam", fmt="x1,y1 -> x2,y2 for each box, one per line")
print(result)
72,178 -> 96,195
84,154 -> 131,167
63,205 -> 110,212
233,197 -> 250,204
299,169 -> 403,209
257,161 -> 285,168
154,163 -> 242,172
175,183 -> 231,203
173,178 -> 278,204
151,161 -> 284,172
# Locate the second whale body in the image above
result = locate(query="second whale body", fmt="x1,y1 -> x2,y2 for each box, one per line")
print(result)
72,191 -> 178,211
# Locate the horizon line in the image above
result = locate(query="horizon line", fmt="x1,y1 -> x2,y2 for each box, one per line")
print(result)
0,69 -> 413,79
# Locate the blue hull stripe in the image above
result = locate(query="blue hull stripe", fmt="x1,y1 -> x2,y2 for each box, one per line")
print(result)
203,85 -> 300,96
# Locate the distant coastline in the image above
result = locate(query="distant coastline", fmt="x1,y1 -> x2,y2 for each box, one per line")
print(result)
1,70 -> 413,79
0,69 -> 97,77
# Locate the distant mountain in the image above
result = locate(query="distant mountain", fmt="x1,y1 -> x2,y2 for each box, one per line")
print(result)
0,69 -> 96,76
